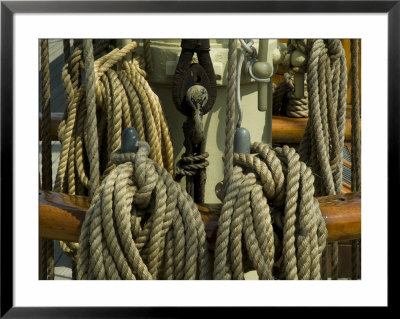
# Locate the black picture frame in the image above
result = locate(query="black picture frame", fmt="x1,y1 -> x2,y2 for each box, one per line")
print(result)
1,0 -> 394,317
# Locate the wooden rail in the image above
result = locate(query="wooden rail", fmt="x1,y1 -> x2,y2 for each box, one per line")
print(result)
39,190 -> 361,245
39,112 -> 357,144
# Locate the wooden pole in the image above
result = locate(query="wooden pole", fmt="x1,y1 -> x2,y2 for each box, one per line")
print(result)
39,190 -> 361,245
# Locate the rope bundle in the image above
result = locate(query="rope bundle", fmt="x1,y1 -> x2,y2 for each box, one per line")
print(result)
55,39 -> 174,198
77,142 -> 210,280
273,72 -> 309,118
297,39 -> 347,280
54,39 -> 174,277
299,39 -> 347,197
214,142 -> 327,280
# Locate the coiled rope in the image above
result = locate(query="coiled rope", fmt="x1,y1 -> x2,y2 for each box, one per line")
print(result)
214,142 -> 327,280
214,39 -> 327,280
77,141 -> 210,280
298,39 -> 348,279
54,39 -> 174,278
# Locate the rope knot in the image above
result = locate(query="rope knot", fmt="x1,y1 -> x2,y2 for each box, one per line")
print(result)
110,142 -> 157,209
176,152 -> 209,177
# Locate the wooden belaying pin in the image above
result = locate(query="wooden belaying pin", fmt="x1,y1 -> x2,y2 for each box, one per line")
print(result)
234,127 -> 251,154
121,127 -> 139,153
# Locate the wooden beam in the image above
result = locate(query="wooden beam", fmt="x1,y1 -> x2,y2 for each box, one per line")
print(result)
39,190 -> 361,245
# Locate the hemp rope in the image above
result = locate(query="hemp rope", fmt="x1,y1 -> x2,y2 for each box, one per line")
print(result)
214,39 -> 327,280
214,143 -> 327,280
54,39 -> 174,278
77,141 -> 210,280
222,39 -> 237,199
143,39 -> 152,73
298,39 -> 347,279
83,39 -> 100,200
39,39 -> 54,280
350,39 -> 361,279
175,121 -> 210,203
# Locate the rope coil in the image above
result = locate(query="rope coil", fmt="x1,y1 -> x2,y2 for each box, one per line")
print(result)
214,142 -> 327,280
55,39 -> 175,278
77,141 -> 210,280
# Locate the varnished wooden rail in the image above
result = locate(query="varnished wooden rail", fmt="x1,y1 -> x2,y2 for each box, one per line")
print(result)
39,190 -> 361,246
39,112 -> 357,144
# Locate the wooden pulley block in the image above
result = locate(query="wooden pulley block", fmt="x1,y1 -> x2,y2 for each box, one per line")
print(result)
174,63 -> 214,116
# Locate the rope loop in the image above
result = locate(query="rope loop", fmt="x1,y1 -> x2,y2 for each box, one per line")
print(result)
78,141 -> 210,280
214,142 -> 327,280
176,152 -> 209,177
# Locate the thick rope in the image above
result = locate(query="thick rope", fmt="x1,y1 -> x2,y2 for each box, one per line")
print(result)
77,142 -> 209,280
143,39 -> 152,73
39,39 -> 54,280
222,39 -> 237,198
298,39 -> 348,279
214,143 -> 327,280
83,39 -> 100,200
54,39 -> 174,278
56,40 -> 174,195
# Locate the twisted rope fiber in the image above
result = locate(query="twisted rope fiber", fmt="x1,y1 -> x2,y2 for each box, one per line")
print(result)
77,142 -> 210,280
214,142 -> 327,280
175,119 -> 210,203
214,39 -> 326,280
55,40 -> 174,198
298,39 -> 348,279
39,39 -> 54,280
143,39 -> 153,73
350,39 -> 361,279
212,39 -> 237,280
83,39 -> 101,200
176,152 -> 209,177
222,39 -> 237,198
55,40 -> 174,278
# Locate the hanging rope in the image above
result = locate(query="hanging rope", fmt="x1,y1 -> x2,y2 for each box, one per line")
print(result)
222,39 -> 237,199
350,39 -> 361,279
214,143 -> 327,280
214,39 -> 327,280
143,39 -> 152,73
54,39 -> 174,279
77,141 -> 210,280
83,39 -> 100,200
39,39 -> 54,280
55,39 -> 174,198
298,39 -> 348,279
